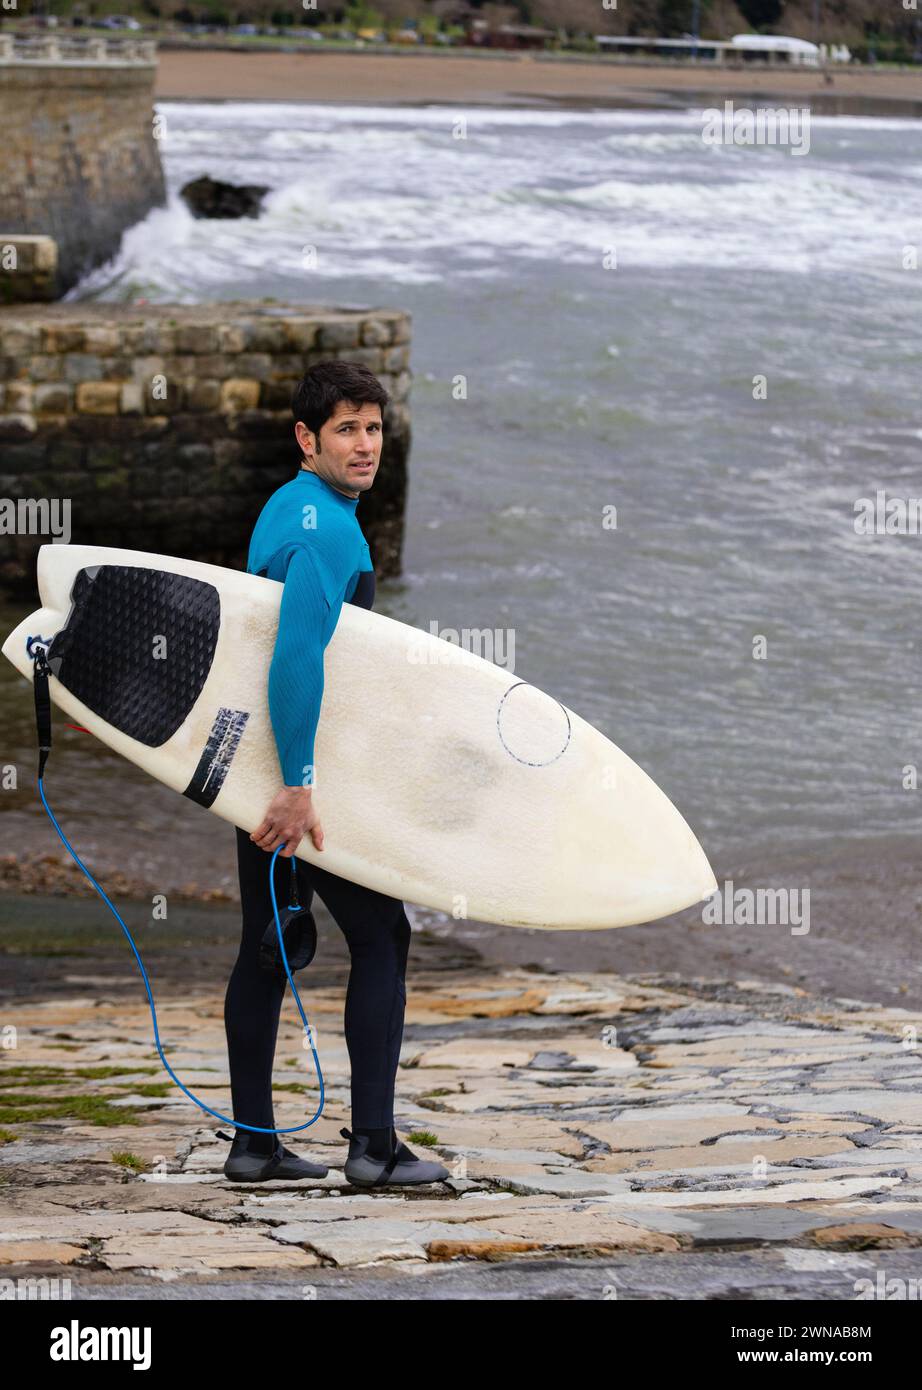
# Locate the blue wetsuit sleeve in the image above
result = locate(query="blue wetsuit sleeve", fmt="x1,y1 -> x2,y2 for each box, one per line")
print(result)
268,544 -> 328,787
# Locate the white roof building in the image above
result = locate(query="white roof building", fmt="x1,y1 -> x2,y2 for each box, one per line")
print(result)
595,32 -> 849,65
730,34 -> 821,65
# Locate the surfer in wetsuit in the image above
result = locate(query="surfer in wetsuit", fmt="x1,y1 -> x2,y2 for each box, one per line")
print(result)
223,359 -> 448,1188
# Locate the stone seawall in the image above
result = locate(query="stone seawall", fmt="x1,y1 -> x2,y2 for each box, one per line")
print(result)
0,37 -> 166,294
0,302 -> 411,594
0,236 -> 57,307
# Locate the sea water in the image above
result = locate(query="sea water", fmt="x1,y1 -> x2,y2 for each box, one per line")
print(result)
3,102 -> 921,889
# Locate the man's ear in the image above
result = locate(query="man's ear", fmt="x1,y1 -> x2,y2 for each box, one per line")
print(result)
295,420 -> 314,458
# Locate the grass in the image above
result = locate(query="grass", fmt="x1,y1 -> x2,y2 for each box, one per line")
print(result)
0,1065 -> 159,1086
0,1063 -> 166,1127
0,1093 -> 141,1126
111,1150 -> 148,1172
407,1129 -> 439,1147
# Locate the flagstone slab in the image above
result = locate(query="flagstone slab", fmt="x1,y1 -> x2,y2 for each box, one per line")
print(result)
471,1209 -> 680,1252
0,1240 -> 85,1265
0,1211 -> 225,1242
0,1141 -> 108,1165
271,1218 -> 523,1267
98,1231 -> 319,1272
583,1136 -> 852,1171
235,1193 -> 540,1225
494,1171 -> 634,1198
757,1092 -> 922,1122
588,1176 -> 904,1208
411,1039 -> 636,1073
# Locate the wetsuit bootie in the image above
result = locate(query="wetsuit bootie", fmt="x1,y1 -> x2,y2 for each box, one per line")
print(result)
217,1130 -> 328,1182
340,1126 -> 450,1188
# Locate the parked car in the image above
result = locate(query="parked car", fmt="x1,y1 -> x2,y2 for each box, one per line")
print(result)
95,15 -> 143,28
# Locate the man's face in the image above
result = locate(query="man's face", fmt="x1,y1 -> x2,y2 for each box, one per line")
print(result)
295,400 -> 382,498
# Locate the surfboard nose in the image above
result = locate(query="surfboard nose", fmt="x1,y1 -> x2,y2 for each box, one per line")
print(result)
543,721 -> 719,928
612,823 -> 718,927
626,788 -> 719,923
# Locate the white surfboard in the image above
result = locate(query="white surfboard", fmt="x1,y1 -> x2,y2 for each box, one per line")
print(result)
2,543 -> 716,929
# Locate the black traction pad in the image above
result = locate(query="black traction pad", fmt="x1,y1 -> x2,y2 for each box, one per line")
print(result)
46,564 -> 221,748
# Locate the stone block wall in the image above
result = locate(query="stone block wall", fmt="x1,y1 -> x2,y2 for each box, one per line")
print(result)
0,302 -> 411,596
0,236 -> 58,306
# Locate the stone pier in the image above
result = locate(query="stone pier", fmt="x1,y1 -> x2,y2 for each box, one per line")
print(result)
0,35 -> 166,294
0,301 -> 412,593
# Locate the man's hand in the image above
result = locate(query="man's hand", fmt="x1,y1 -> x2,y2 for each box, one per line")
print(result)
250,786 -> 324,856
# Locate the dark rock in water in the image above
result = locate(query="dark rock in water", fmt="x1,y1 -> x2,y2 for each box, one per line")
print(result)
180,176 -> 269,220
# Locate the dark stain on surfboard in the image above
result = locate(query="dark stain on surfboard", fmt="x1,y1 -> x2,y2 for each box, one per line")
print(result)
45,564 -> 220,746
183,706 -> 250,807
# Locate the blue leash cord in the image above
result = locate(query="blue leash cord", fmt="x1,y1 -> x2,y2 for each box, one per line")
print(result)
30,641 -> 324,1137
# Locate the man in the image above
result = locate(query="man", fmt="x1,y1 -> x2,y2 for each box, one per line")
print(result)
222,359 -> 449,1189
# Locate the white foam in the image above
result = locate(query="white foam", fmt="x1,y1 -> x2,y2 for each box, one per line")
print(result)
71,101 -> 922,296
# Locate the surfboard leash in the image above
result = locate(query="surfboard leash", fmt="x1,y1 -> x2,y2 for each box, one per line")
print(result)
27,639 -> 325,1138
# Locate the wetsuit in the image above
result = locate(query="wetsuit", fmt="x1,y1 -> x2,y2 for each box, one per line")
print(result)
246,466 -> 375,786
225,469 -> 411,1150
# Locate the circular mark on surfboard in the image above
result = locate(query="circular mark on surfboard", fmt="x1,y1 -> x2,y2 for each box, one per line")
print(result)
496,681 -> 572,767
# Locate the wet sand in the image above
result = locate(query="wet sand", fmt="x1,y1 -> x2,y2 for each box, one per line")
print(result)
155,48 -> 922,116
2,832 -> 920,1010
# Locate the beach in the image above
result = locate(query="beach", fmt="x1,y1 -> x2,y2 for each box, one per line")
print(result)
155,47 -> 922,114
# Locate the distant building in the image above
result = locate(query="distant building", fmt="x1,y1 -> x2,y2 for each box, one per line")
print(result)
595,35 -> 726,62
595,33 -> 846,66
468,22 -> 558,50
729,34 -> 821,66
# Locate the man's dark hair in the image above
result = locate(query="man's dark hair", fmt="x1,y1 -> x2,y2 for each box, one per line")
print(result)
291,360 -> 389,451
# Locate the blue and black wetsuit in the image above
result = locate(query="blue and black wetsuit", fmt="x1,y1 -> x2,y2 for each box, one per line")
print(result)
245,466 -> 375,786
225,468 -> 410,1152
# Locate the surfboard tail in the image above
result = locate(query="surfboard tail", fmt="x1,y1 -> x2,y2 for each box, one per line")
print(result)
2,607 -> 60,683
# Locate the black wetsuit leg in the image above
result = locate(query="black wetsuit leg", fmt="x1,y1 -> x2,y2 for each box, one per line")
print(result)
226,827 -> 412,1139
